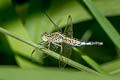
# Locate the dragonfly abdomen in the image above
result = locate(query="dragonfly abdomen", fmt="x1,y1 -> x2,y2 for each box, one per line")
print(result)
63,37 -> 103,46
77,42 -> 103,46
63,37 -> 81,46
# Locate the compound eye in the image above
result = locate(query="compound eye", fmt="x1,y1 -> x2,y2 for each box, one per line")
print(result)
42,36 -> 48,41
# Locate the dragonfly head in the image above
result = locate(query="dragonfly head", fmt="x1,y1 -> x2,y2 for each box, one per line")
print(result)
41,32 -> 50,42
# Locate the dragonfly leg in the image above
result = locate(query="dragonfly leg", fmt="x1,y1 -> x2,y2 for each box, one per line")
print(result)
53,44 -> 59,51
31,41 -> 45,58
47,41 -> 51,50
52,42 -> 64,68
52,42 -> 63,54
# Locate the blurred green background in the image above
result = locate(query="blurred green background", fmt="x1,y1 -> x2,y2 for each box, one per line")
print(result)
0,0 -> 120,80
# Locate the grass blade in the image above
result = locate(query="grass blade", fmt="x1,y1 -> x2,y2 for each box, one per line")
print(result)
82,0 -> 120,49
73,47 -> 107,74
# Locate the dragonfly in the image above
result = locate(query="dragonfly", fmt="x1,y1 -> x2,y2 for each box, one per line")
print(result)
42,12 -> 73,68
41,12 -> 103,68
32,12 -> 103,68
31,12 -> 73,68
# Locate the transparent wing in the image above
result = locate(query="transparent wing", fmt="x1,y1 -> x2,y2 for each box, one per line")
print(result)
44,12 -> 73,69
44,12 -> 62,32
64,15 -> 73,37
59,15 -> 73,68
44,12 -> 63,66
44,12 -> 63,52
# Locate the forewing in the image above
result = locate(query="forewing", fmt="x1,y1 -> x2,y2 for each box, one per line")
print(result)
44,12 -> 73,68
64,15 -> 73,37
44,12 -> 62,51
44,12 -> 63,66
44,12 -> 62,32
59,15 -> 73,68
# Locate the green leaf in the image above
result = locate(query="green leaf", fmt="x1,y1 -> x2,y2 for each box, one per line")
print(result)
102,59 -> 120,74
0,0 -> 41,67
83,0 -> 120,49
0,67 -> 119,80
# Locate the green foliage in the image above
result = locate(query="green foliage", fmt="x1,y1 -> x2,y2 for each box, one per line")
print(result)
0,66 -> 119,80
0,0 -> 120,79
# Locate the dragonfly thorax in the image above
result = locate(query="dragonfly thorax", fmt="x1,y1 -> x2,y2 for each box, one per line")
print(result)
41,32 -> 64,43
41,32 -> 51,42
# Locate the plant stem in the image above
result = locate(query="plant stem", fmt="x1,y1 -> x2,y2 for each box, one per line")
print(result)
73,47 -> 107,74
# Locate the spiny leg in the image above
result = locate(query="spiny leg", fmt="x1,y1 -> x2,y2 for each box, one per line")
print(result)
53,44 -> 59,51
31,41 -> 45,58
59,43 -> 65,69
47,41 -> 51,50
52,42 -> 63,54
52,42 -> 64,68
